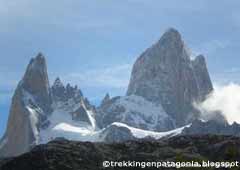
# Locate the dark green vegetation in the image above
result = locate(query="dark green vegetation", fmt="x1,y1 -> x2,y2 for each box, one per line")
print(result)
1,135 -> 240,170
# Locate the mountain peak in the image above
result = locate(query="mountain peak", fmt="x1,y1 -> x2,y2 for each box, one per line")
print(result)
0,54 -> 52,157
36,52 -> 44,59
100,93 -> 110,106
159,28 -> 182,44
193,54 -> 206,65
28,53 -> 46,70
164,27 -> 181,36
53,77 -> 64,88
21,53 -> 52,112
127,28 -> 213,127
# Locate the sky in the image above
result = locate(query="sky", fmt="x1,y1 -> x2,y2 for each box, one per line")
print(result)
1,0 -> 240,138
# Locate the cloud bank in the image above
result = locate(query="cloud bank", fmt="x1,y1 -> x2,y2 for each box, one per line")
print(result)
197,83 -> 240,124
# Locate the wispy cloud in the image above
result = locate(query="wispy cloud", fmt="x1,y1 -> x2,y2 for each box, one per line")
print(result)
192,40 -> 230,56
60,64 -> 132,89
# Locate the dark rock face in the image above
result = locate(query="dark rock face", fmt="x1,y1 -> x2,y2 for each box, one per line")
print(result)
51,77 -> 95,124
71,106 -> 91,124
100,93 -> 110,107
0,53 -> 52,158
51,77 -> 66,102
126,28 -> 213,127
21,53 -> 52,113
192,55 -> 213,101
1,135 -> 240,170
100,124 -> 136,143
51,78 -> 83,103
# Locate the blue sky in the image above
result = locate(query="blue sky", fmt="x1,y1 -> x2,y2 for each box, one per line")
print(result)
1,0 -> 240,138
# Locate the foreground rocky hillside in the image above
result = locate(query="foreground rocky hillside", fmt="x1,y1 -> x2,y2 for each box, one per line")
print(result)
1,135 -> 240,170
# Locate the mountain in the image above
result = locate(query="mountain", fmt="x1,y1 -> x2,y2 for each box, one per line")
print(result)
0,53 -> 52,157
0,54 -> 96,158
97,28 -> 214,129
0,28 -> 231,158
127,28 -> 213,127
1,135 -> 240,170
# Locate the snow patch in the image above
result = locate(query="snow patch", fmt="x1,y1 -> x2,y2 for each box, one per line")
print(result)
39,106 -> 96,143
106,95 -> 175,131
26,106 -> 40,143
112,122 -> 190,139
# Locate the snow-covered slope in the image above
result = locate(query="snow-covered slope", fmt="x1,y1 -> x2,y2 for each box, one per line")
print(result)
97,95 -> 176,131
39,119 -> 190,144
40,101 -> 97,143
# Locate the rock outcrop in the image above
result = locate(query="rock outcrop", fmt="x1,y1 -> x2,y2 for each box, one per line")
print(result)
70,106 -> 92,124
126,28 -> 213,127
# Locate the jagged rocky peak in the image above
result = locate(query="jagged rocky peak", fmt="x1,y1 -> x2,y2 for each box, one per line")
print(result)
66,83 -> 83,100
51,78 -> 84,103
51,77 -> 66,102
53,77 -> 64,88
100,93 -> 110,106
21,52 -> 52,113
192,54 -> 213,100
0,53 -> 52,157
127,28 -> 213,127
23,53 -> 50,91
158,27 -> 183,45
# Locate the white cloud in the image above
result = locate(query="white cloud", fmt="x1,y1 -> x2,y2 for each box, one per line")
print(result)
197,83 -> 240,124
61,64 -> 132,89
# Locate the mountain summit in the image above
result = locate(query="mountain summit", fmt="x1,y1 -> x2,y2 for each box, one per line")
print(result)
0,54 -> 96,157
0,53 -> 52,157
126,28 -> 213,126
21,53 -> 52,113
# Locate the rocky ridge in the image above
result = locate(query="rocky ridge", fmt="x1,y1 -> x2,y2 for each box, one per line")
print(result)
1,135 -> 240,170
